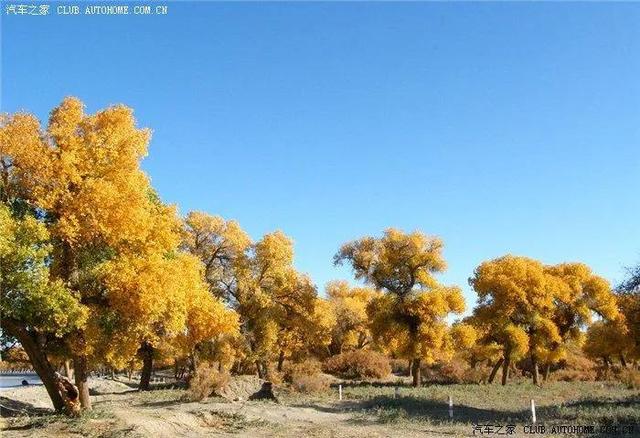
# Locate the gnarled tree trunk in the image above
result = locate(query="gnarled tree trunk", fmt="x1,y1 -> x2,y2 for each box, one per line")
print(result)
189,349 -> 199,374
138,341 -> 154,391
2,318 -> 65,412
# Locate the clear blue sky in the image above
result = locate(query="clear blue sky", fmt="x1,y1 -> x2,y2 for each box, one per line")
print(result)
2,2 -> 639,311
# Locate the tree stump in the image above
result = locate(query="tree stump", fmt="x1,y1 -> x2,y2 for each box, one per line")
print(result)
248,381 -> 279,403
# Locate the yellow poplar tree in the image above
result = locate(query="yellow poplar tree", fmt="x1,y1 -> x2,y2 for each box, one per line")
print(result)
276,296 -> 336,368
183,213 -> 324,377
540,263 -> 618,379
583,319 -> 633,367
1,98 -> 236,407
182,211 -> 251,301
469,256 -> 556,385
235,232 -> 320,377
335,228 -> 469,387
325,280 -> 378,355
0,203 -> 86,413
469,255 -> 618,385
615,265 -> 640,363
172,255 -> 240,372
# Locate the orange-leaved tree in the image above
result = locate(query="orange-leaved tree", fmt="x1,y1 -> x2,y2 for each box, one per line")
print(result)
334,228 -> 471,387
1,98 -> 237,410
469,255 -> 618,385
325,280 -> 378,355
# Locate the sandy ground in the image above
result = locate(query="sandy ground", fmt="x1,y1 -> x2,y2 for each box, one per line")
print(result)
0,378 -> 434,437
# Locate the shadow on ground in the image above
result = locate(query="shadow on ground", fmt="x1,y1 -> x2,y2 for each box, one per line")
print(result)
0,396 -> 52,418
294,392 -> 639,437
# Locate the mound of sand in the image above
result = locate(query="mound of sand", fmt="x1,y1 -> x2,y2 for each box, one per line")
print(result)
0,386 -> 52,411
89,378 -> 134,395
0,377 -> 135,412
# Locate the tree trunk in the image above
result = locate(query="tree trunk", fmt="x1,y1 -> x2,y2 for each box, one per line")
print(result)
411,358 -> 421,387
64,359 -> 73,380
543,363 -> 551,382
2,318 -> 66,412
408,359 -> 413,377
277,350 -> 285,372
255,360 -> 265,379
73,353 -> 91,410
189,350 -> 199,374
531,354 -> 540,385
138,341 -> 154,391
488,358 -> 504,384
501,355 -> 510,386
620,354 -> 627,368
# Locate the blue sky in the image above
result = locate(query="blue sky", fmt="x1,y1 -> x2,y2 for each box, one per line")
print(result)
2,2 -> 639,311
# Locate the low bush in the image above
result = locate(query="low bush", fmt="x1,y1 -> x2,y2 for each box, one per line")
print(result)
619,368 -> 640,389
290,373 -> 330,393
185,364 -> 231,402
284,359 -> 322,382
420,359 -> 485,384
284,359 -> 328,393
389,358 -> 410,375
322,350 -> 391,379
595,364 -> 624,381
550,350 -> 598,382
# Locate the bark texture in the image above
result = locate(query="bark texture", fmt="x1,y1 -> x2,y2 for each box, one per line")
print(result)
488,358 -> 504,384
411,358 -> 421,387
138,341 -> 154,391
2,318 -> 65,412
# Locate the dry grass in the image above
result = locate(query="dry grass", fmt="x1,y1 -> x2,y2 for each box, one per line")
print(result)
620,369 -> 640,390
184,364 -> 231,402
421,360 -> 487,384
2,378 -> 638,437
285,360 -> 330,393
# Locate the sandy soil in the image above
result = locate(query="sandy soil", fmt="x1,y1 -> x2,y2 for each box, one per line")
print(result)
0,378 -> 429,437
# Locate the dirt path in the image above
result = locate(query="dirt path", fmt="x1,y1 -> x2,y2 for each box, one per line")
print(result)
0,379 -> 451,437
111,400 -> 424,438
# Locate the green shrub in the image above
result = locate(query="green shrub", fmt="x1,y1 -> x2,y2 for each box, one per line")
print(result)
322,350 -> 391,379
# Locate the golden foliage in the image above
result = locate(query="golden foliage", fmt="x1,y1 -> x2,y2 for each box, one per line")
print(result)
325,280 -> 377,353
336,229 -> 465,366
469,255 -> 619,377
